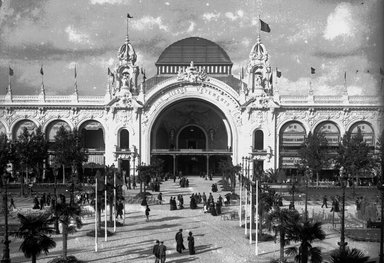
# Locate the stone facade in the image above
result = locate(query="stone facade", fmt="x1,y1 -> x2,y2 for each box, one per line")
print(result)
1,35 -> 383,180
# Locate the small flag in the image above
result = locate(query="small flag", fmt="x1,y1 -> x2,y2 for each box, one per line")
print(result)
380,67 -> 384,76
310,67 -> 316,74
9,66 -> 14,76
74,65 -> 77,79
40,65 -> 44,75
127,13 -> 133,18
260,19 -> 271,33
276,68 -> 282,78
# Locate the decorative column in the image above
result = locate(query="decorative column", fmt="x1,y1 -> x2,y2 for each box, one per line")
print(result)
206,155 -> 210,176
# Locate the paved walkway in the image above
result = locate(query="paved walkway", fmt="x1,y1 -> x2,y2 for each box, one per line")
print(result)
1,177 -> 381,263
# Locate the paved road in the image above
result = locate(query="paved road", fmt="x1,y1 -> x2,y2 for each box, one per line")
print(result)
0,176 -> 381,263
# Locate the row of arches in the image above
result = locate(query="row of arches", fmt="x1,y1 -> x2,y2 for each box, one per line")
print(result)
0,119 -> 131,151
252,121 -> 375,150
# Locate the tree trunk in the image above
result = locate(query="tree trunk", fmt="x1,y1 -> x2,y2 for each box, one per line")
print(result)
32,255 -> 37,263
109,200 -> 113,223
62,165 -> 66,184
301,245 -> 308,263
97,207 -> 102,232
62,223 -> 68,259
279,229 -> 285,262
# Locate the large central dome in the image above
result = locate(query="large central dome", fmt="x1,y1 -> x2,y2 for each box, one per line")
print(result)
156,37 -> 232,65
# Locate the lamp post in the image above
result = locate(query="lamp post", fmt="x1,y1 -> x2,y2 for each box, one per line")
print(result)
304,166 -> 310,221
378,181 -> 384,263
1,171 -> 11,263
52,163 -> 60,234
338,166 -> 348,252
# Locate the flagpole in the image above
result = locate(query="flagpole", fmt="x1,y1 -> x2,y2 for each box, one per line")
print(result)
95,176 -> 98,252
8,66 -> 11,93
41,64 -> 44,86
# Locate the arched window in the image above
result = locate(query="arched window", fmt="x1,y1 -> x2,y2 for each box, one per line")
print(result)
13,120 -> 37,139
46,120 -> 71,142
279,121 -> 306,168
79,121 -> 105,150
349,122 -> 374,146
280,122 -> 306,146
119,129 -> 130,150
254,130 -> 264,150
314,122 -> 340,146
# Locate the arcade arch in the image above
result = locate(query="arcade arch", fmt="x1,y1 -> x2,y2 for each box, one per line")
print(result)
150,98 -> 232,176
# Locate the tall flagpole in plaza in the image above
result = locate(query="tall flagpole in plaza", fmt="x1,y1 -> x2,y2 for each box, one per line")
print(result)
95,172 -> 98,252
113,167 -> 116,233
105,172 -> 108,241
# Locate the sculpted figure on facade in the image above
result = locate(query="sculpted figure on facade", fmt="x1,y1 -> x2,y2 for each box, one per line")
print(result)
177,61 -> 208,83
245,36 -> 274,101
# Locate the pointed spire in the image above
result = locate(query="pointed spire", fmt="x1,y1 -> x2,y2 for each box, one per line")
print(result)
74,64 -> 78,95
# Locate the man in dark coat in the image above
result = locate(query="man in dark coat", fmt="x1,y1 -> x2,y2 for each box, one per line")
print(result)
153,240 -> 160,263
158,241 -> 167,263
175,229 -> 185,253
187,231 -> 195,255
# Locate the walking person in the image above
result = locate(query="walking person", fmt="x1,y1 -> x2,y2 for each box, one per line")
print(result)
153,240 -> 160,263
321,195 -> 328,208
9,196 -> 16,210
175,229 -> 185,253
145,205 -> 151,222
187,231 -> 195,255
158,241 -> 167,263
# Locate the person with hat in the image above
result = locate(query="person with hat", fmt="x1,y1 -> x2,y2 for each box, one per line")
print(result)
158,241 -> 167,263
152,240 -> 160,263
187,231 -> 195,255
175,229 -> 185,253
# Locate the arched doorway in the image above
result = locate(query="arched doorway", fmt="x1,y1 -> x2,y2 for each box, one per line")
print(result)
151,98 -> 231,176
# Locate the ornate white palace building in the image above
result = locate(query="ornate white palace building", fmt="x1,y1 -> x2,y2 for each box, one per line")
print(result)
1,33 -> 383,181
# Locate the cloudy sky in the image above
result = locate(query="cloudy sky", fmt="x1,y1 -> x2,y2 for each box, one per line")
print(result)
0,0 -> 383,96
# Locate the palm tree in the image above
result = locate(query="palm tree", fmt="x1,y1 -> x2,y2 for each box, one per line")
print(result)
285,221 -> 326,263
13,212 -> 56,263
268,208 -> 301,262
329,247 -> 370,263
54,202 -> 83,259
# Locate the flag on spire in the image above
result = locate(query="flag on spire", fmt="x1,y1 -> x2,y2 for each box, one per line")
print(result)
276,68 -> 282,78
108,67 -> 115,84
310,67 -> 316,74
260,19 -> 271,33
40,65 -> 44,75
127,13 -> 133,18
74,65 -> 77,79
9,66 -> 14,76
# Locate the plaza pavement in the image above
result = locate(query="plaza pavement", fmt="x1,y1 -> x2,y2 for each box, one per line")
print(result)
0,176 -> 381,263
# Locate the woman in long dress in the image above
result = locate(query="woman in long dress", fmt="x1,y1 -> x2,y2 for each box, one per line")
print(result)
187,231 -> 195,255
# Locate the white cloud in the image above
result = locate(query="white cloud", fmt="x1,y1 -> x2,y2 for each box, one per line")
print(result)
225,12 -> 237,21
187,21 -> 195,33
202,12 -> 220,22
65,26 -> 91,44
165,2 -> 170,5
323,3 -> 355,40
132,16 -> 168,31
89,0 -> 127,5
237,10 -> 244,17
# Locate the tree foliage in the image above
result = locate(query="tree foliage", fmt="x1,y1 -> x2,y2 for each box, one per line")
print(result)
285,221 -> 326,263
53,202 -> 83,260
13,212 -> 56,263
329,247 -> 370,263
298,131 -> 328,175
336,129 -> 373,177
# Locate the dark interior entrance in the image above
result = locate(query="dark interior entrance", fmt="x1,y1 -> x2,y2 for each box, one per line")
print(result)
177,155 -> 205,176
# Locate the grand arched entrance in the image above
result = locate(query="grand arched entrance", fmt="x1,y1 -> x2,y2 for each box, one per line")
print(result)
150,98 -> 232,176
